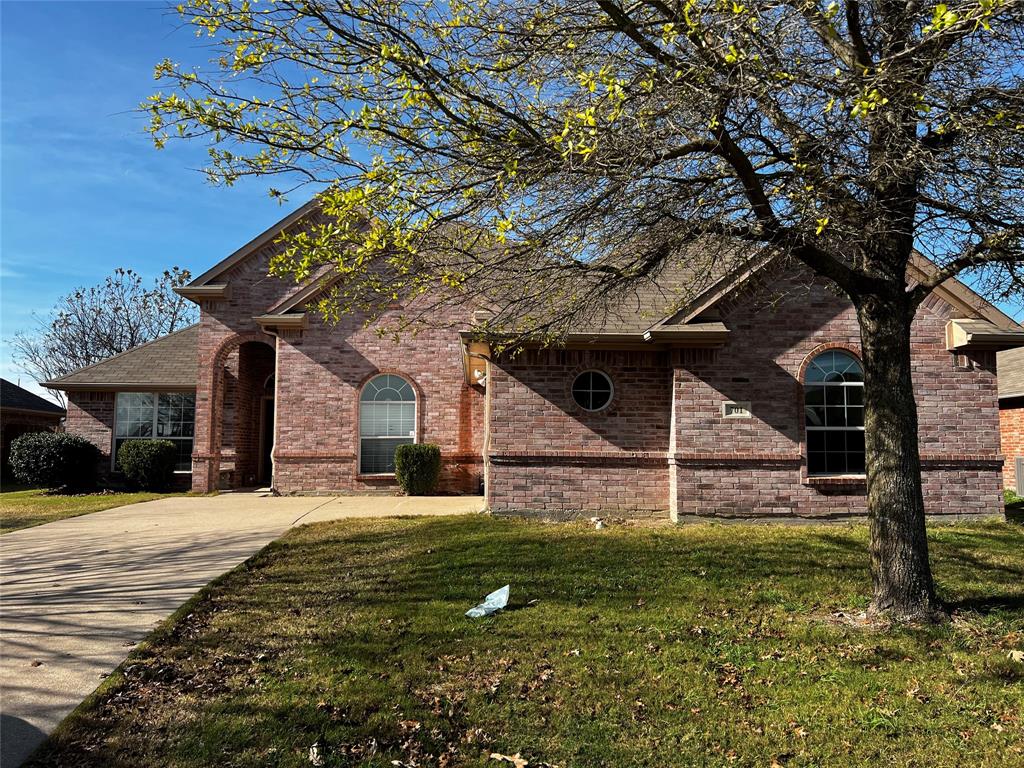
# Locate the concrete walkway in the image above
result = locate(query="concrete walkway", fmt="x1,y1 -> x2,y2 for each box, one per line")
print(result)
0,493 -> 482,767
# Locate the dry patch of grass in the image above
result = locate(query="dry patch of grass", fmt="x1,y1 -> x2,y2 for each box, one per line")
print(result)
0,488 -> 181,533
28,517 -> 1024,768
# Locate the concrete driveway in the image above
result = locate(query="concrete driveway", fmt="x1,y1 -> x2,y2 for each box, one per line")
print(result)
0,492 -> 482,767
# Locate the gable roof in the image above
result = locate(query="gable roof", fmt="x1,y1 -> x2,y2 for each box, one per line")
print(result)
999,346 -> 1024,400
0,379 -> 65,415
43,325 -> 200,392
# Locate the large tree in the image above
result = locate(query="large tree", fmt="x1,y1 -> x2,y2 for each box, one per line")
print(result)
14,268 -> 196,407
148,0 -> 1023,619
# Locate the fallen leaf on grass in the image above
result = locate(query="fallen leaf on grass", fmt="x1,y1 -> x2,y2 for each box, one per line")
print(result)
490,753 -> 529,768
1007,649 -> 1024,663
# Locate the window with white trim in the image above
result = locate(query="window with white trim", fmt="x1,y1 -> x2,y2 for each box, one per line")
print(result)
804,351 -> 865,475
359,374 -> 416,474
571,370 -> 614,411
114,392 -> 195,472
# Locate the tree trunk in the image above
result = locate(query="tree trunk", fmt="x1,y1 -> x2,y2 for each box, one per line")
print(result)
855,293 -> 944,621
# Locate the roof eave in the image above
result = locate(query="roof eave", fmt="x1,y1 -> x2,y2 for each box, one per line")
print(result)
946,319 -> 1024,352
174,283 -> 231,303
43,382 -> 197,392
0,404 -> 65,417
254,313 -> 308,332
459,323 -> 730,350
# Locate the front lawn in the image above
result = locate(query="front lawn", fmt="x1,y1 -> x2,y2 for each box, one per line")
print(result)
29,517 -> 1024,768
0,488 -> 181,533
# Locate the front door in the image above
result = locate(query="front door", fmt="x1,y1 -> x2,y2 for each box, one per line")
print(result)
259,397 -> 274,485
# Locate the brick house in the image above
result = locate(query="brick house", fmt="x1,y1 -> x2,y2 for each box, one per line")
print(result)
1,379 -> 65,472
998,347 -> 1024,491
45,202 -> 1024,519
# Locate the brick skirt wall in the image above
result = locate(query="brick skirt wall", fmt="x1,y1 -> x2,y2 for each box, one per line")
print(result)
273,453 -> 483,495
671,455 -> 1003,521
486,452 -> 669,519
486,454 -> 1003,521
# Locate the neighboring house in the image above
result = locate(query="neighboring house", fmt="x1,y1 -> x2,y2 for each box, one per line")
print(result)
998,346 -> 1024,491
1,378 -> 65,471
45,202 -> 1024,520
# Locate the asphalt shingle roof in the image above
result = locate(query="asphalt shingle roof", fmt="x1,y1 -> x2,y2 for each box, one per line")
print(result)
44,325 -> 199,390
0,379 -> 65,414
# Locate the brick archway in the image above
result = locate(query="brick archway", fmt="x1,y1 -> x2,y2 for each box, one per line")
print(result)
192,331 -> 276,492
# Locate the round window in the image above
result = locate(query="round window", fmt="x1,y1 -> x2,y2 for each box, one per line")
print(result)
572,370 -> 614,411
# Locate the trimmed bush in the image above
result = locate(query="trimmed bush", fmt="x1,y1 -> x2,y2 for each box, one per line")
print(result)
8,432 -> 100,491
394,443 -> 442,495
117,439 -> 178,491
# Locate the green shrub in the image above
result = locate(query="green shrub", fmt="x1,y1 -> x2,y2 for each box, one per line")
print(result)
117,439 -> 178,491
8,432 -> 99,491
394,443 -> 442,495
1005,489 -> 1024,507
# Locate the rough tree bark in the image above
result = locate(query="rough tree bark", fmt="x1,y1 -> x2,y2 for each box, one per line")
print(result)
856,290 -> 942,621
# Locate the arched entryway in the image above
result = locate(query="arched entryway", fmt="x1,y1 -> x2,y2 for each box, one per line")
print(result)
220,340 -> 276,488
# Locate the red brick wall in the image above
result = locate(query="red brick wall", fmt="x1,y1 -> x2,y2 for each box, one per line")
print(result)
485,270 -> 1003,520
64,391 -> 115,479
272,303 -> 483,494
1000,399 -> 1024,490
664,273 -> 1003,519
187,224 -> 485,494
486,349 -> 671,515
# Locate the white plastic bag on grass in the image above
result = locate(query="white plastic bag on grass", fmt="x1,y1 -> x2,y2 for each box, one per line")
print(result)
466,584 -> 510,618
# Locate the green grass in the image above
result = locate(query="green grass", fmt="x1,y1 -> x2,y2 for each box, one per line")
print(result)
0,487 -> 181,533
28,517 -> 1024,768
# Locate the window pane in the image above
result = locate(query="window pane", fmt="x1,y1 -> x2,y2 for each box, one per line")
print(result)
824,386 -> 846,405
825,406 -> 848,427
847,452 -> 866,473
173,440 -> 193,472
847,407 -> 864,428
825,450 -> 846,474
805,406 -> 825,427
847,431 -> 865,453
360,437 -> 413,474
361,374 -> 415,402
808,451 -> 827,474
572,371 -> 613,411
804,387 -> 825,406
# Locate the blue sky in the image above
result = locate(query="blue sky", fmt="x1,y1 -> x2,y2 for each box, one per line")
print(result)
1,0 -> 302,400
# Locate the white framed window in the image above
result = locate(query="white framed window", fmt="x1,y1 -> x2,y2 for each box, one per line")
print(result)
804,351 -> 865,475
571,370 -> 614,412
113,392 -> 196,473
359,374 -> 416,474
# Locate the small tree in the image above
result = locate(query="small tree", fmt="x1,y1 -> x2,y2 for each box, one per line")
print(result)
146,1 -> 1024,619
13,268 -> 196,408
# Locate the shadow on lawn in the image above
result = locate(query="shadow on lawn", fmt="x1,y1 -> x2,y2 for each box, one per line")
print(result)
25,516 -> 1024,768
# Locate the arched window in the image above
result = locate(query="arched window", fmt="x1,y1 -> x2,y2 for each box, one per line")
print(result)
804,350 -> 865,475
359,374 -> 416,474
